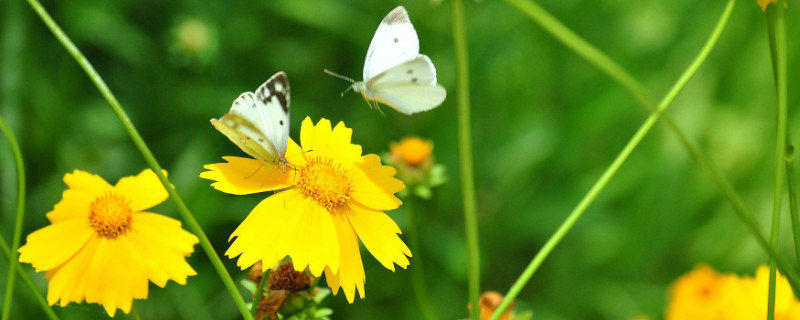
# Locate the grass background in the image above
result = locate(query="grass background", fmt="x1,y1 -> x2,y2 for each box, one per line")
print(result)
1,0 -> 799,319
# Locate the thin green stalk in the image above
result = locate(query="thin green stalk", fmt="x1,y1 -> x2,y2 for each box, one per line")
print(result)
0,236 -> 58,320
22,1 -> 253,319
0,115 -> 26,320
764,0 -> 800,265
406,198 -> 438,320
489,1 -> 735,318
765,1 -> 788,318
451,0 -> 481,319
250,269 -> 270,317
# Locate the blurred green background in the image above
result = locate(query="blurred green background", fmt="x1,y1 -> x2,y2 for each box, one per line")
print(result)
2,0 -> 800,319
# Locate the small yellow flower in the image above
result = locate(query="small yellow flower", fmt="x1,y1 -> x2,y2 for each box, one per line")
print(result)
18,169 -> 199,316
387,136 -> 446,199
201,117 -> 411,303
665,264 -> 727,320
390,137 -> 433,167
666,264 -> 800,320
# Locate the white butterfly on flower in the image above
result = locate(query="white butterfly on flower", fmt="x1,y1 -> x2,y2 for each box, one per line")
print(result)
326,6 -> 446,115
211,71 -> 291,168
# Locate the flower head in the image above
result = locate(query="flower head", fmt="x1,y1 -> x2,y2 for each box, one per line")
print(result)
387,136 -> 446,199
202,117 -> 411,303
18,169 -> 199,316
666,264 -> 800,320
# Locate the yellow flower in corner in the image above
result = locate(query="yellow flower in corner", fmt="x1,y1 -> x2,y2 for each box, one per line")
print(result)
201,117 -> 410,303
18,169 -> 200,316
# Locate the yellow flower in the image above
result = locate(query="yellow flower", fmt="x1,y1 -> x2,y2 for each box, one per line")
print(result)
666,264 -> 800,320
201,117 -> 410,303
390,137 -> 433,167
665,264 -> 727,320
18,169 -> 199,316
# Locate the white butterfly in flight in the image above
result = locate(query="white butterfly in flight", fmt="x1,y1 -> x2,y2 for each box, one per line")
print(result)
211,71 -> 291,169
326,6 -> 446,115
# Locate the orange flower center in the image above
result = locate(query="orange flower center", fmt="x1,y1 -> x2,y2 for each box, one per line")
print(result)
89,192 -> 133,238
295,156 -> 351,209
391,137 -> 433,167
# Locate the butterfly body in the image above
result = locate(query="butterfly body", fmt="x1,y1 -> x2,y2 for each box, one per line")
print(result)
211,72 -> 291,168
349,6 -> 446,115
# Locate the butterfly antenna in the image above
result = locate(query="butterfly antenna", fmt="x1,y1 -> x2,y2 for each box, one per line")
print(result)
324,69 -> 356,83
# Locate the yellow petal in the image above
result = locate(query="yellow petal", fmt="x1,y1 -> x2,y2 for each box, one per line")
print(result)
226,191 -> 297,270
46,189 -> 92,223
83,237 -> 149,316
330,121 -> 363,161
46,236 -> 101,308
325,213 -> 365,303
299,117 -> 317,152
18,219 -> 95,271
114,169 -> 168,212
283,195 -> 340,276
300,118 -> 362,166
63,170 -> 113,198
347,203 -> 411,271
127,212 -> 199,287
350,154 -> 404,210
200,156 -> 292,195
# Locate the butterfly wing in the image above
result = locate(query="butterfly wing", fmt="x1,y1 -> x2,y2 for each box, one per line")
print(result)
366,55 -> 446,114
211,72 -> 290,165
252,72 -> 290,159
363,6 -> 420,81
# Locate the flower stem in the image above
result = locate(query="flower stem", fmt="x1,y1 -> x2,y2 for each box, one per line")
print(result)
21,1 -> 253,319
0,115 -> 26,320
406,198 -> 438,320
764,1 -> 788,319
0,236 -> 58,320
489,1 -> 735,319
250,269 -> 270,317
451,0 -> 481,319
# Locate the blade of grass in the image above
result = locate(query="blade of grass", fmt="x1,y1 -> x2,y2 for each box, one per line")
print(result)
764,1 -> 789,319
22,1 -> 253,318
0,236 -> 58,320
452,0 -> 481,319
764,0 -> 800,266
504,0 -> 800,293
0,115 -> 26,320
489,1 -> 736,319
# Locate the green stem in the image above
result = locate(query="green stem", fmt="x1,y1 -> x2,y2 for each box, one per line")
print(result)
250,269 -> 270,317
764,0 -> 800,266
406,198 -> 438,320
0,235 -> 58,320
0,115 -> 26,320
451,0 -> 481,319
766,1 -> 788,318
489,1 -> 735,319
22,1 -> 253,319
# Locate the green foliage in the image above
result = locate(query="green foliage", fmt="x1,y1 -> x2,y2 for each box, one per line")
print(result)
2,0 -> 799,319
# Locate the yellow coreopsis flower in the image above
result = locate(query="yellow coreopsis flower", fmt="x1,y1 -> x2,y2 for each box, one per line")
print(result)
201,117 -> 411,303
666,264 -> 800,320
18,169 -> 199,316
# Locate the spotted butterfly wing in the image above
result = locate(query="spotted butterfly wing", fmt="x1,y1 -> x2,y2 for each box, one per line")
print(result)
211,71 -> 290,166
